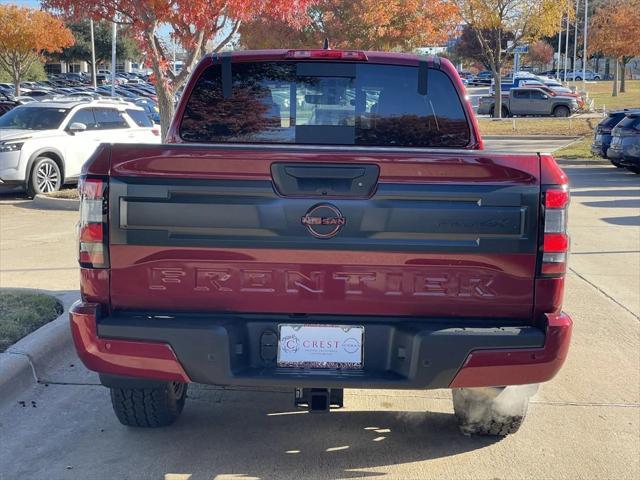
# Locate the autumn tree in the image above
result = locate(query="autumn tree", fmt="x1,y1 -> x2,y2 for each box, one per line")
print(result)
43,1 -> 315,138
452,25 -> 513,72
52,20 -> 140,82
455,0 -> 566,117
240,0 -> 460,51
526,40 -> 553,71
589,0 -> 640,95
0,4 -> 74,96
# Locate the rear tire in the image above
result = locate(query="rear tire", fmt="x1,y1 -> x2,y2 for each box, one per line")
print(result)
626,165 -> 640,174
26,157 -> 62,198
490,107 -> 509,118
110,382 -> 188,428
452,386 -> 534,436
553,105 -> 571,117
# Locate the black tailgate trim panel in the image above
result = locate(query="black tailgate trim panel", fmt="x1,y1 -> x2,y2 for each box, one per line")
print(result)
110,177 -> 539,253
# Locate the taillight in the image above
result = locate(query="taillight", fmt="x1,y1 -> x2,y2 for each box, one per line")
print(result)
285,50 -> 368,61
78,176 -> 109,268
151,128 -> 160,136
540,186 -> 570,276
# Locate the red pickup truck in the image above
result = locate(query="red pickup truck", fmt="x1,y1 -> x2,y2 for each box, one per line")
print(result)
70,49 -> 572,436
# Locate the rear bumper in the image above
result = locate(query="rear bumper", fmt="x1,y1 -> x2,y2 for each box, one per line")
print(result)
607,146 -> 624,160
70,302 -> 572,390
590,142 -> 607,158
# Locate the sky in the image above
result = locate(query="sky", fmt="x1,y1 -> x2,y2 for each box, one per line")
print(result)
0,0 -> 40,6
1,0 -> 176,43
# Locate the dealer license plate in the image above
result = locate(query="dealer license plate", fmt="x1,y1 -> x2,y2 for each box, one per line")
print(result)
277,324 -> 364,369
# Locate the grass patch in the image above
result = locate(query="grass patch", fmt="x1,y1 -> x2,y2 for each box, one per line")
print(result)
0,290 -> 63,352
583,80 -> 640,111
478,117 -> 599,136
554,137 -> 598,160
45,188 -> 78,200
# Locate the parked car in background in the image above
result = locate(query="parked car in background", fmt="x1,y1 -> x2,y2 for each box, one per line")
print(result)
607,111 -> 640,173
564,70 -> 601,81
0,91 -> 20,117
490,76 -> 575,96
0,97 -> 160,196
591,109 -> 639,161
469,70 -> 493,86
133,97 -> 160,124
478,87 -> 579,117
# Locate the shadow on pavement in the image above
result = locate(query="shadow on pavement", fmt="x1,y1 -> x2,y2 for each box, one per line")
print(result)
582,199 -> 640,208
114,387 -> 501,479
1,380 -> 502,479
602,216 -> 640,226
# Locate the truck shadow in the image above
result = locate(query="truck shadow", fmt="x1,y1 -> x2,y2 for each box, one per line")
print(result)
125,386 -> 503,479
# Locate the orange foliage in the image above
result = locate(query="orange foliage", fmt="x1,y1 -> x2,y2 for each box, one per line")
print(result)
0,4 -> 74,92
241,0 -> 460,50
589,0 -> 640,59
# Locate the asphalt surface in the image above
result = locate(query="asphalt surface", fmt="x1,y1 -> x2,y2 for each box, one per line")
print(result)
0,163 -> 638,480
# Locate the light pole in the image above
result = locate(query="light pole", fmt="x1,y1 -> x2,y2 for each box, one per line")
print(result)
583,0 -> 589,89
111,20 -> 117,97
90,19 -> 97,90
563,0 -> 570,82
557,15 -> 563,76
573,0 -> 579,84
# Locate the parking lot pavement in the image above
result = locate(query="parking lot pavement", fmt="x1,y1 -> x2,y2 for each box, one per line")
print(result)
0,197 -> 78,292
0,163 -> 638,480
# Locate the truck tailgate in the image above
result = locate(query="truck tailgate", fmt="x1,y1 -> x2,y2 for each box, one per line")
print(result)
107,144 -> 540,319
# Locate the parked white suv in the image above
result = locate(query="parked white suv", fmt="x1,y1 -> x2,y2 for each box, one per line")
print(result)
0,97 -> 160,196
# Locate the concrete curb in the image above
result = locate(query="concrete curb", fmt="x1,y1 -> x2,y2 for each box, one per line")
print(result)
483,135 -> 580,141
32,194 -> 79,211
556,158 -> 611,166
0,291 -> 79,408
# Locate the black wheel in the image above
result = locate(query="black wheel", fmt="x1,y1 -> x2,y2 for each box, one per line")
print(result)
610,159 -> 624,168
26,157 -> 62,198
553,105 -> 571,117
490,107 -> 508,118
110,382 -> 188,427
575,76 -> 582,81
452,386 -> 532,436
594,75 -> 601,80
626,165 -> 640,174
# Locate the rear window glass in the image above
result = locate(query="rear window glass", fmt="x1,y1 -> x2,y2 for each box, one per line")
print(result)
94,108 -> 128,129
179,62 -> 470,147
126,108 -> 153,127
601,113 -> 627,128
616,115 -> 640,129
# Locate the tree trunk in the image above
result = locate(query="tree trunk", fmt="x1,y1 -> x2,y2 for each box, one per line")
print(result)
612,58 -> 619,97
145,30 -> 175,140
156,81 -> 175,140
620,61 -> 626,93
13,69 -> 20,97
493,67 -> 502,118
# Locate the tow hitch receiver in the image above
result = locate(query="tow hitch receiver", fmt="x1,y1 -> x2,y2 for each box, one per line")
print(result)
295,388 -> 344,412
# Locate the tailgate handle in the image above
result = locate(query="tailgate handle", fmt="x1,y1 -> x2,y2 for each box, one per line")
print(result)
271,163 -> 379,198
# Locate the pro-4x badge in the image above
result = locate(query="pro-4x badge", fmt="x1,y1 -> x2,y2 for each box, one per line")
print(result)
301,203 -> 346,239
